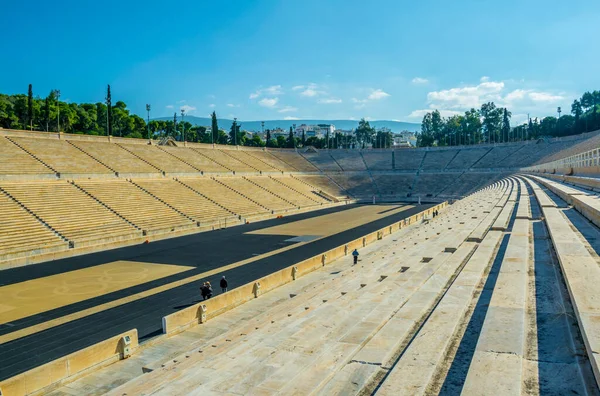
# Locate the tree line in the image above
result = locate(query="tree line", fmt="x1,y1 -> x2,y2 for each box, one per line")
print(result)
0,85 -> 395,149
416,90 -> 600,147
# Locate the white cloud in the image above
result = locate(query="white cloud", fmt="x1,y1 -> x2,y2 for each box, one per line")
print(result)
301,88 -> 319,97
529,92 -> 564,102
278,106 -> 298,113
180,105 -> 196,113
165,105 -> 174,109
318,98 -> 342,104
427,81 -> 505,109
504,89 -> 528,104
264,85 -> 283,95
177,99 -> 186,104
299,83 -> 325,97
258,97 -> 279,108
351,89 -> 391,106
480,76 -> 490,82
284,116 -> 300,120
208,104 -> 215,108
412,77 -> 429,84
249,85 -> 283,99
368,89 -> 391,100
293,83 -> 327,98
226,103 -> 240,108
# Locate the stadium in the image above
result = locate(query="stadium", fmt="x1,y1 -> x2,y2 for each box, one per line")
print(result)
2,127 -> 600,395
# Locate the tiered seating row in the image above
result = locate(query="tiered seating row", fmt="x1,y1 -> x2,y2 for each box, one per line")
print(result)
0,181 -> 140,248
1,130 -> 600,178
10,137 -> 113,175
0,137 -> 55,176
179,177 -> 269,218
328,173 -> 378,197
0,189 -> 68,260
329,150 -> 367,171
69,140 -> 160,174
294,175 -> 348,198
217,177 -> 295,212
270,176 -> 329,203
158,146 -> 229,173
244,176 -> 313,208
300,151 -> 343,171
0,175 -> 346,263
524,175 -> 600,387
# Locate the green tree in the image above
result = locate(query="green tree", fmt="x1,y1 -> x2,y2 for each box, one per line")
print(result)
43,95 -> 51,131
480,102 -> 502,143
417,112 -> 435,147
287,126 -> 295,148
245,134 -> 265,147
572,100 -> 583,133
265,129 -> 272,147
501,108 -> 511,142
211,111 -> 218,144
106,85 -> 113,136
229,119 -> 242,145
442,115 -> 463,146
355,118 -> 375,148
301,129 -> 306,146
276,135 -> 286,148
27,84 -> 33,130
430,110 -> 443,144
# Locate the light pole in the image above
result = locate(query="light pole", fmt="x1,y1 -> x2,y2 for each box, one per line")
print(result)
261,121 -> 265,145
557,106 -> 562,135
181,109 -> 185,142
146,104 -> 151,143
56,90 -> 61,132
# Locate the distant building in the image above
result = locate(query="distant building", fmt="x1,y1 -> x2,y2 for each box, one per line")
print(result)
393,131 -> 417,147
317,124 -> 335,137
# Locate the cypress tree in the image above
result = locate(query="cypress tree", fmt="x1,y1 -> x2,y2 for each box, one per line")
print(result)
501,108 -> 511,142
27,84 -> 33,130
302,129 -> 305,146
287,126 -> 295,148
44,94 -> 50,132
173,113 -> 178,139
211,111 -> 218,144
266,129 -> 271,147
106,85 -> 113,136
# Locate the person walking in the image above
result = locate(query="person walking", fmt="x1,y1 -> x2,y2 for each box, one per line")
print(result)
200,282 -> 208,300
206,282 -> 213,299
352,248 -> 359,265
220,276 -> 228,293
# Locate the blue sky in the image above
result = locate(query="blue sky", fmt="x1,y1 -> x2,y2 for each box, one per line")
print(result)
1,0 -> 599,125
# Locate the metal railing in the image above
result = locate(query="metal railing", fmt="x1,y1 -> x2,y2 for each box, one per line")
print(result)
522,147 -> 600,172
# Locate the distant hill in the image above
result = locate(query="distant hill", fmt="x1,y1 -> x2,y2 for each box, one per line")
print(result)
155,116 -> 420,133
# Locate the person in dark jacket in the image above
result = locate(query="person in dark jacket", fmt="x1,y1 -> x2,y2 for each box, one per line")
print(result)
220,276 -> 228,293
352,248 -> 359,265
200,282 -> 208,300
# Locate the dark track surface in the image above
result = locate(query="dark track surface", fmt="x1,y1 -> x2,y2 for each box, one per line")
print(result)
0,203 -> 433,381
